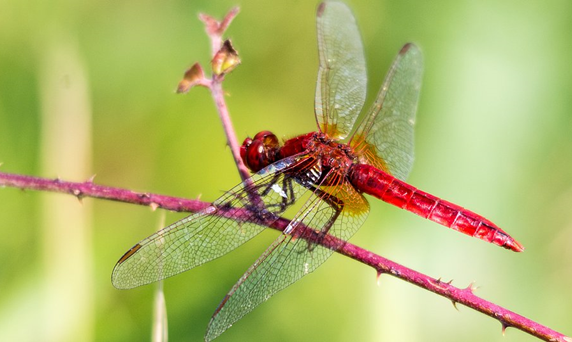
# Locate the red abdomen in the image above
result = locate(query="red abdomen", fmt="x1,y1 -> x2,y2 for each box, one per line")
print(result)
349,164 -> 523,252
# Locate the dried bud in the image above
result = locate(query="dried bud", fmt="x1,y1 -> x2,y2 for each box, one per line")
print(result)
177,62 -> 207,93
211,40 -> 240,76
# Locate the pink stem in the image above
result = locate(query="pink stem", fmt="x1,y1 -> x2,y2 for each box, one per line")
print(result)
208,78 -> 251,182
199,7 -> 250,182
0,172 -> 208,213
340,243 -> 570,342
0,171 -> 568,342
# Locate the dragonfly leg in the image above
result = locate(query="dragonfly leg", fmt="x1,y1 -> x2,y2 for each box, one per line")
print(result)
258,174 -> 296,214
293,185 -> 344,252
221,173 -> 296,226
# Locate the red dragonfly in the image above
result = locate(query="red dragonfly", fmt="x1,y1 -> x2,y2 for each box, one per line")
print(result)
112,2 -> 523,341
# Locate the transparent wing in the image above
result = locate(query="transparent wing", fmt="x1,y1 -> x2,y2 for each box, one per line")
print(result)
350,43 -> 423,181
314,2 -> 367,140
111,154 -> 317,289
205,170 -> 369,341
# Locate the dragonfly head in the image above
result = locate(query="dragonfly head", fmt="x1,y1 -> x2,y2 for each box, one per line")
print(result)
241,131 -> 280,173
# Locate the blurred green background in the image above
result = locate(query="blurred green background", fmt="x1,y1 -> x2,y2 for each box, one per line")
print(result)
0,0 -> 571,341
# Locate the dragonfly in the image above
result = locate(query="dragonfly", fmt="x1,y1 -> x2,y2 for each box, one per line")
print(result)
112,2 -> 523,341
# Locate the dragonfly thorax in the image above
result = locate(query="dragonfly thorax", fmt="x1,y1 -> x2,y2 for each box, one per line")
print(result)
308,132 -> 356,173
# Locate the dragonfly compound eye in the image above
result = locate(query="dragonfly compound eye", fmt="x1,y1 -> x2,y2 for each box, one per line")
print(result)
240,131 -> 280,173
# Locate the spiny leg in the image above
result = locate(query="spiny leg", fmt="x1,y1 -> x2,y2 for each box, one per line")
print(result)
295,185 -> 345,252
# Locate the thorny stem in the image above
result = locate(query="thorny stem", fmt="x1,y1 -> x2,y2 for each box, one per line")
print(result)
0,172 -> 209,213
341,244 -> 571,342
0,170 -> 569,342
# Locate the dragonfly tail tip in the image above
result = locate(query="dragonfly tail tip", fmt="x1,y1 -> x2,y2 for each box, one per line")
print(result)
508,239 -> 525,252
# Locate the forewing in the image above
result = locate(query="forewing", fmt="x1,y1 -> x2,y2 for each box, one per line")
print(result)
205,170 -> 369,341
314,2 -> 367,139
111,155 -> 314,289
350,43 -> 423,181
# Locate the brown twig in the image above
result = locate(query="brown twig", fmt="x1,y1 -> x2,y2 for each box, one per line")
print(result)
0,170 -> 568,342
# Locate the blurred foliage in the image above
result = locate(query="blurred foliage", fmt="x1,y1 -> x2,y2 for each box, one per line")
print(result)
0,0 -> 571,341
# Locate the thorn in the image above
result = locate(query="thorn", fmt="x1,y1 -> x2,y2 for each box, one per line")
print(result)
87,174 -> 96,183
465,281 -> 478,293
430,277 -> 451,290
150,202 -> 159,211
501,322 -> 509,335
446,279 -> 453,285
376,270 -> 383,286
72,189 -> 85,203
451,301 -> 459,311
